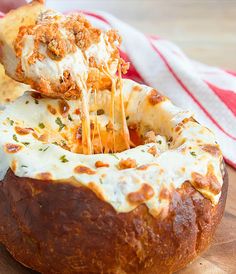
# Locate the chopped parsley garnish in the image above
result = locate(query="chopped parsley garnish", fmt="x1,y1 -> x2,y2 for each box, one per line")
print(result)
34,99 -> 39,104
43,146 -> 49,152
38,122 -> 45,129
25,101 -> 29,104
39,146 -> 49,152
111,153 -> 119,160
99,178 -> 103,184
68,114 -> 73,121
22,142 -> 30,146
52,142 -> 59,146
157,140 -> 162,144
126,116 -> 130,120
60,155 -> 69,163
190,151 -> 197,157
21,165 -> 28,168
55,117 -> 65,131
61,140 -> 66,146
13,134 -> 19,142
7,117 -> 14,126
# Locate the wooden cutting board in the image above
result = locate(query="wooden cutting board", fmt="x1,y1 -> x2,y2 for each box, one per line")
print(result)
0,165 -> 235,274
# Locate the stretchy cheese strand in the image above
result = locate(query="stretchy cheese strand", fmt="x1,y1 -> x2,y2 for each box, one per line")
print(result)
79,76 -> 92,155
94,88 -> 103,153
102,66 -> 116,153
118,63 -> 130,150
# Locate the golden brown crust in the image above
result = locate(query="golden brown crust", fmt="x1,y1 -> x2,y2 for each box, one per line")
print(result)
191,164 -> 221,195
0,167 -> 228,274
95,161 -> 110,168
118,158 -> 137,169
148,89 -> 166,105
4,143 -> 23,153
0,1 -> 45,75
127,183 -> 155,205
0,64 -> 28,104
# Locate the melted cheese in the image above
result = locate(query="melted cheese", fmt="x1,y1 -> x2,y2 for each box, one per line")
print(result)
0,79 -> 224,217
118,66 -> 130,150
18,10 -> 123,155
21,35 -> 88,87
21,32 -> 114,92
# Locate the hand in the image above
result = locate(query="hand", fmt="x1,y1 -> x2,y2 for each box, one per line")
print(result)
0,0 -> 26,13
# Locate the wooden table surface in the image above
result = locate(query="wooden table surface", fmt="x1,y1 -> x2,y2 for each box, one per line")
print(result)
0,0 -> 235,273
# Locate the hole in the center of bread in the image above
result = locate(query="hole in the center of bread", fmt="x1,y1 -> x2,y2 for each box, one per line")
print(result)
25,92 -> 166,155
60,117 -> 144,154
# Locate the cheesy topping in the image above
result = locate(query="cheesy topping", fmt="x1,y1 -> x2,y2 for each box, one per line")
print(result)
0,79 -> 224,217
14,9 -> 121,98
13,9 -> 130,155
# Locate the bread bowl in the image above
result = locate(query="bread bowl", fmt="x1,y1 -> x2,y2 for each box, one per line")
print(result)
0,2 -> 227,273
0,78 -> 227,273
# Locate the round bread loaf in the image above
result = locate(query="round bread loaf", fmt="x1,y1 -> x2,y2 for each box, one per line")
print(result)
0,3 -> 227,273
0,168 -> 227,274
0,79 -> 227,273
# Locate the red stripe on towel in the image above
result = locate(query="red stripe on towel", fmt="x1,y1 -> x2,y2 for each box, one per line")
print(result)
149,37 -> 236,141
82,11 -> 110,25
224,157 -> 236,169
224,69 -> 236,77
205,81 -> 236,116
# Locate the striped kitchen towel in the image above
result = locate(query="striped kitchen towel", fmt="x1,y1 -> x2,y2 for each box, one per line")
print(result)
0,9 -> 235,168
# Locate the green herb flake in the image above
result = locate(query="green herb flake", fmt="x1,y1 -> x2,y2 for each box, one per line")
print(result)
39,146 -> 49,152
126,116 -> 130,120
190,151 -> 197,157
99,178 -> 103,184
22,142 -> 30,146
13,134 -> 19,142
157,140 -> 162,144
21,165 -> 28,168
55,117 -> 65,131
25,101 -> 29,104
68,114 -> 73,121
38,122 -> 45,129
52,142 -> 59,146
141,149 -> 145,152
43,146 -> 49,152
61,140 -> 66,146
7,117 -> 14,126
110,153 -> 119,160
34,99 -> 39,104
60,155 -> 69,163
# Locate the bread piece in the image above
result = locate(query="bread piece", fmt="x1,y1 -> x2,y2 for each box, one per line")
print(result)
0,64 -> 29,105
0,168 -> 228,274
0,1 -> 45,82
